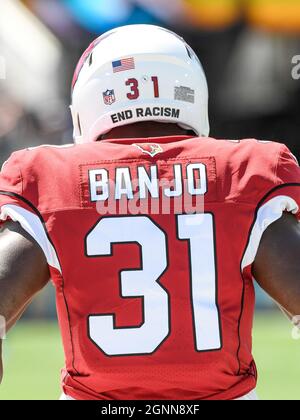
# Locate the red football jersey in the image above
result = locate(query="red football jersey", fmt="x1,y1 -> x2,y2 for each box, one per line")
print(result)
0,136 -> 299,400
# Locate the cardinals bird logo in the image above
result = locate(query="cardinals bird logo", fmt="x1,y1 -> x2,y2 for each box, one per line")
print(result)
133,143 -> 163,158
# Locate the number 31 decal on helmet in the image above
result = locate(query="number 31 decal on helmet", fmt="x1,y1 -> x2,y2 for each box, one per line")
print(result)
70,25 -> 210,144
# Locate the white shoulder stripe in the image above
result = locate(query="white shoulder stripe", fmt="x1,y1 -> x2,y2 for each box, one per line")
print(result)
0,204 -> 61,273
242,195 -> 299,271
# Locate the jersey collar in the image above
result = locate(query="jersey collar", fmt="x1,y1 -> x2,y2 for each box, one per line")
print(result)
100,135 -> 195,145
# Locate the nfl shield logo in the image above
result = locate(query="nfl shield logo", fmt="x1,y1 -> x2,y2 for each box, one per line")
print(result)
103,89 -> 116,105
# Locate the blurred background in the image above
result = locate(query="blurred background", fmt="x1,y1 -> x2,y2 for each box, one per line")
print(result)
0,0 -> 300,400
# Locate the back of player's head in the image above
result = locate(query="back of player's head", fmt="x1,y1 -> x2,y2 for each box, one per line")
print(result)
70,24 -> 209,144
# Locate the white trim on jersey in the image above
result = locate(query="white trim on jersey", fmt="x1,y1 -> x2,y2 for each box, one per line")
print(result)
0,204 -> 61,273
242,195 -> 299,271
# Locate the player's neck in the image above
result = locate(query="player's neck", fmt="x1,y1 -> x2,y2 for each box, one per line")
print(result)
100,122 -> 195,140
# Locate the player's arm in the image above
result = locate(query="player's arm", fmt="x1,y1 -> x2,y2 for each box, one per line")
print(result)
253,212 -> 300,318
0,221 -> 50,383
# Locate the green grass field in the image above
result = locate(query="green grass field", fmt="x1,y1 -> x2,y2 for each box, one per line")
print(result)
0,313 -> 299,400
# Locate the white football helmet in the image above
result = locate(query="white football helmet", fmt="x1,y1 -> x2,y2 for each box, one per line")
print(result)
71,24 -> 209,144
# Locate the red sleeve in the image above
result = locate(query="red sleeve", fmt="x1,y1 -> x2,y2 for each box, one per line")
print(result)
242,144 -> 300,271
0,152 -> 23,195
263,144 -> 300,219
0,150 -> 61,271
0,151 -> 29,216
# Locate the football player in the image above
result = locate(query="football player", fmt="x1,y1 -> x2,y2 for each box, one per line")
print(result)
0,25 -> 300,401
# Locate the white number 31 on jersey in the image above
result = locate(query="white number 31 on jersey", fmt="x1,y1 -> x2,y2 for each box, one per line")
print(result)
86,215 -> 221,356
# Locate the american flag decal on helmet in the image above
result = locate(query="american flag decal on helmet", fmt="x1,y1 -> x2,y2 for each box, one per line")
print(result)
112,58 -> 135,73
